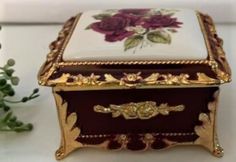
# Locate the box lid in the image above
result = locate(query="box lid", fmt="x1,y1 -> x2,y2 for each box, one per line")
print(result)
63,9 -> 207,61
38,8 -> 231,90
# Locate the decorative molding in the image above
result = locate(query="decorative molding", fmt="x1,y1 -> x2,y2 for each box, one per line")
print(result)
58,59 -> 209,66
199,13 -> 231,83
38,15 -> 80,86
47,72 -> 220,88
94,101 -> 185,120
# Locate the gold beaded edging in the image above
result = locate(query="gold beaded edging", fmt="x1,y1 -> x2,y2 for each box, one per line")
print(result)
79,132 -> 195,139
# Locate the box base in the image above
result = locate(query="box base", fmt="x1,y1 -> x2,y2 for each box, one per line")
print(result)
52,88 -> 223,160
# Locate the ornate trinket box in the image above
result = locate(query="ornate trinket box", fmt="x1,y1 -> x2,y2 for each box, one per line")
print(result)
38,8 -> 231,160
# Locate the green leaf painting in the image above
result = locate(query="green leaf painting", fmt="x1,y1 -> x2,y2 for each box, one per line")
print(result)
124,35 -> 143,51
147,31 -> 171,44
92,13 -> 111,20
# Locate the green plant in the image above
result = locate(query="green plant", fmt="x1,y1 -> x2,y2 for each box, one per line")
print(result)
0,59 -> 39,132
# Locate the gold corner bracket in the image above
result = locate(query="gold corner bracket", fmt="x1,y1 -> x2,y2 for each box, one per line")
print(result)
194,90 -> 224,157
94,101 -> 185,120
53,91 -> 83,160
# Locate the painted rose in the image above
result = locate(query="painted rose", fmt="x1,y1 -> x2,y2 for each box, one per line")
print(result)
118,9 -> 150,15
141,15 -> 183,29
90,14 -> 140,42
87,9 -> 183,52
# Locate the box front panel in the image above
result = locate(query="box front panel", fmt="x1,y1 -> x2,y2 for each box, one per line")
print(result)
56,87 -> 218,148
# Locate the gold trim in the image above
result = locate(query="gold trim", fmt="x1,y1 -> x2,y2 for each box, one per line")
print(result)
38,14 -> 81,85
79,132 -> 195,138
198,12 -> 231,83
58,60 -> 210,66
94,101 -> 185,120
194,90 -> 223,157
47,72 -> 220,88
196,11 -> 214,62
53,92 -> 82,160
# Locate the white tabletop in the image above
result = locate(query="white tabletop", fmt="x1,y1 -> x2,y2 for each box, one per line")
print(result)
0,24 -> 235,162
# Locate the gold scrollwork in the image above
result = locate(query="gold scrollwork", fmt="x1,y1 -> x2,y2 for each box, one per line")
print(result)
47,72 -> 220,88
93,101 -> 185,120
199,13 -> 231,83
194,90 -> 224,157
53,93 -> 82,160
38,14 -> 80,86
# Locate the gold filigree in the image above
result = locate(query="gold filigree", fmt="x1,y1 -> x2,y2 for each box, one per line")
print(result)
194,90 -> 224,157
113,133 -> 177,151
53,92 -> 83,160
106,72 -> 219,86
38,14 -> 81,86
142,133 -> 155,150
199,13 -> 231,83
51,73 -> 101,86
48,72 -> 220,88
215,68 -> 231,84
93,101 -> 185,120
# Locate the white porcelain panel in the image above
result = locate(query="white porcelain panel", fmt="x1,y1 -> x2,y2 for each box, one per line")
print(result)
63,9 -> 208,61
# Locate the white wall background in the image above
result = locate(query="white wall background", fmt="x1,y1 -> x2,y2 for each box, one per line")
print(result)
0,0 -> 235,23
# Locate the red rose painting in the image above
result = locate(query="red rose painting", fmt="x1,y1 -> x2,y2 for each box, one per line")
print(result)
86,8 -> 183,53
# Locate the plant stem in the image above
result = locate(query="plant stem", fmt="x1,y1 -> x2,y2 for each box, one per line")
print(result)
0,128 -> 13,132
3,99 -> 22,103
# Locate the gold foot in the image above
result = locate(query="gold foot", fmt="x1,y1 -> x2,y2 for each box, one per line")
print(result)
55,142 -> 82,160
55,146 -> 66,160
213,144 -> 224,157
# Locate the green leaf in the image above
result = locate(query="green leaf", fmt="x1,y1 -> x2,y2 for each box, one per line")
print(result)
14,123 -> 33,132
0,79 -> 7,86
147,30 -> 171,44
92,14 -> 111,20
5,69 -> 14,77
10,76 -> 20,85
7,59 -> 15,66
124,35 -> 143,51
